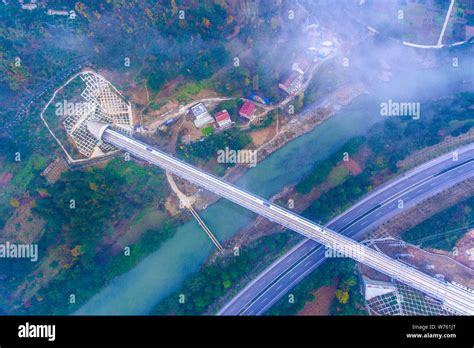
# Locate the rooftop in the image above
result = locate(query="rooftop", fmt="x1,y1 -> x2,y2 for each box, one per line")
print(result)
215,110 -> 232,127
239,101 -> 256,119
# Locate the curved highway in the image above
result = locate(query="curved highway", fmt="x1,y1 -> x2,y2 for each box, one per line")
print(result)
218,144 -> 474,315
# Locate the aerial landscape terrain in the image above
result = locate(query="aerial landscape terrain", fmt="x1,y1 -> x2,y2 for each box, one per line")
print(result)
0,0 -> 473,324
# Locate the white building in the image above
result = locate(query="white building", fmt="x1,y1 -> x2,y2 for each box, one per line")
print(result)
191,103 -> 214,128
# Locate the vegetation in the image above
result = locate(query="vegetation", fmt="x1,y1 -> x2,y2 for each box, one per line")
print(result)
296,136 -> 365,194
1,0 -> 473,316
215,99 -> 241,117
249,112 -> 277,131
33,168 -> 124,256
201,126 -> 214,137
0,154 -> 181,314
177,128 -> 252,164
402,196 -> 474,250
23,219 -> 178,315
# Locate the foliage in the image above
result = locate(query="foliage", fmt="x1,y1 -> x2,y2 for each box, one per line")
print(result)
22,219 -> 178,315
402,196 -> 474,250
177,128 -> 252,164
201,126 -> 214,137
296,137 -> 365,194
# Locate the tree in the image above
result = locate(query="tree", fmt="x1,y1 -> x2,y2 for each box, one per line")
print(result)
148,73 -> 167,92
10,197 -> 20,208
335,289 -> 349,304
223,279 -> 232,289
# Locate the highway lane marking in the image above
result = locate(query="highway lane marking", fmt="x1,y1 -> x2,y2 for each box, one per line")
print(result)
245,309 -> 256,315
283,257 -> 294,264
339,216 -> 350,223
289,272 -> 301,280
270,269 -> 280,276
242,292 -> 254,301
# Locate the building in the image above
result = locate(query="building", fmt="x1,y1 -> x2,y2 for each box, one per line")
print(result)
322,40 -> 333,47
278,72 -> 304,95
214,110 -> 232,128
191,103 -> 214,128
239,101 -> 256,120
292,58 -> 311,75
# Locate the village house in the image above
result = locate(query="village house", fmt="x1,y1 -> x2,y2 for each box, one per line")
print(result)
214,110 -> 232,128
191,103 -> 214,128
239,101 -> 256,120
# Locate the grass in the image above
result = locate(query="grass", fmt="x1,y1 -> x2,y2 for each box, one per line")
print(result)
202,126 -> 214,137
128,207 -> 166,237
327,166 -> 350,188
173,80 -> 213,103
9,154 -> 48,190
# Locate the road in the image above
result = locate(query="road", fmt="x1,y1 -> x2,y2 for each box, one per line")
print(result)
89,121 -> 474,315
219,144 -> 474,316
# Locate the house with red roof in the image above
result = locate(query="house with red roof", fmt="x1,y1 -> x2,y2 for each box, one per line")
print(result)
239,101 -> 256,120
214,110 -> 232,128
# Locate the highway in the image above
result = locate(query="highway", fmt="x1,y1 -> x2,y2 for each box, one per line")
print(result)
88,121 -> 474,315
219,144 -> 474,315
